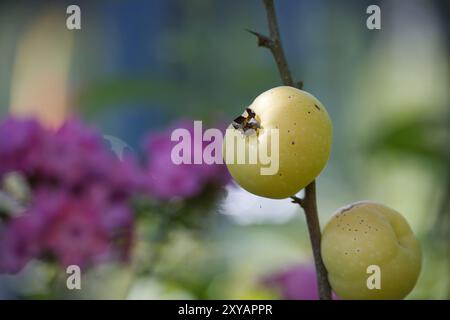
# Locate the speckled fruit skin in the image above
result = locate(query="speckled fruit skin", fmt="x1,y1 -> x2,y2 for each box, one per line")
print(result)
321,201 -> 422,300
224,86 -> 332,199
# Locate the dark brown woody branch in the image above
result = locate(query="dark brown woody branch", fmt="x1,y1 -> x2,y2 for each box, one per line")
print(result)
249,0 -> 331,300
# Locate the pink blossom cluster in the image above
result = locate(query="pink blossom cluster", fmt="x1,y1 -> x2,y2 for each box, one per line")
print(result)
0,117 -> 229,274
0,117 -> 138,273
142,120 -> 229,200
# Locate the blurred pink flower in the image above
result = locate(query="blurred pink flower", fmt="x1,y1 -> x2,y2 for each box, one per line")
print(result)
0,117 -> 46,176
31,119 -> 141,196
143,120 -> 229,200
0,116 -> 229,273
38,194 -> 109,267
0,214 -> 42,273
263,264 -> 339,300
0,117 -> 137,273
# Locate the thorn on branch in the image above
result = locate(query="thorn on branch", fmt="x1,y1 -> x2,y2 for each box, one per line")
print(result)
246,29 -> 274,49
290,196 -> 305,208
295,80 -> 304,90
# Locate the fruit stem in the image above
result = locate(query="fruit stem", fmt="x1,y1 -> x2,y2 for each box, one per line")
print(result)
250,0 -> 332,300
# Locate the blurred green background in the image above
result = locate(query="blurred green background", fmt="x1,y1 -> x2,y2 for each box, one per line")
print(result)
0,0 -> 448,299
